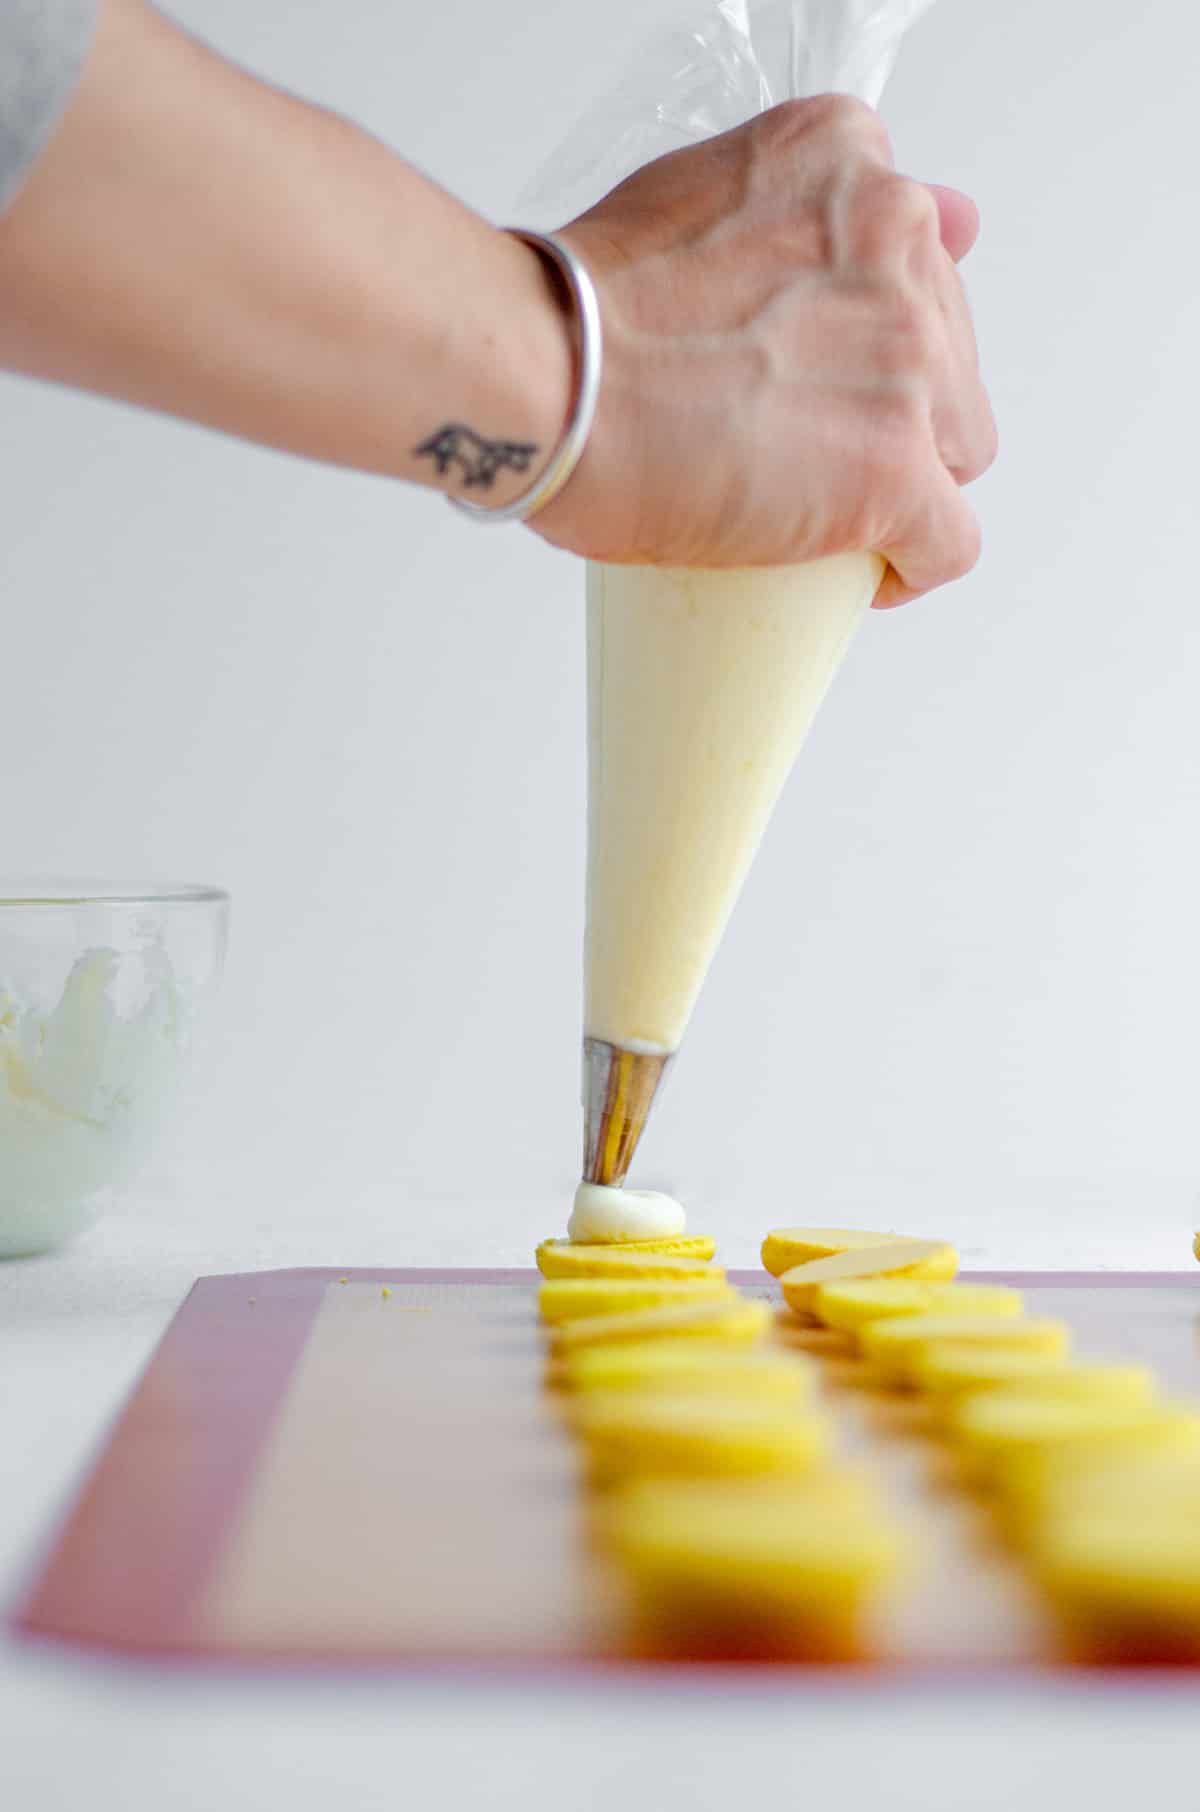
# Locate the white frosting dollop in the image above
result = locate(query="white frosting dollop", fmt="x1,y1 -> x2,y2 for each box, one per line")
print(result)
568,1181 -> 686,1243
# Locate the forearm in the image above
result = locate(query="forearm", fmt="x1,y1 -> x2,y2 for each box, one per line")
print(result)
0,0 -> 573,504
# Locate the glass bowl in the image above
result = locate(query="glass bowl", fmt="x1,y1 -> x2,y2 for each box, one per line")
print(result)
0,879 -> 229,1257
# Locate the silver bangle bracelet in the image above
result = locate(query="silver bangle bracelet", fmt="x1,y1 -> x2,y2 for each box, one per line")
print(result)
449,228 -> 602,525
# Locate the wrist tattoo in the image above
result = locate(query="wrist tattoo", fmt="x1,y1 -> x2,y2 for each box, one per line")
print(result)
415,424 -> 539,491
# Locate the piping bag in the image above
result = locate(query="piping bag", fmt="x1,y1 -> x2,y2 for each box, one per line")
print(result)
522,0 -> 937,1195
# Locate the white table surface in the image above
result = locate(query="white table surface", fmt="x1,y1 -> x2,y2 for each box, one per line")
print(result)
4,1168 -> 1199,1812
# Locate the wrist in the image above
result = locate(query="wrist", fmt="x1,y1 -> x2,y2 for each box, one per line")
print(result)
520,225 -> 642,561
409,226 -> 575,511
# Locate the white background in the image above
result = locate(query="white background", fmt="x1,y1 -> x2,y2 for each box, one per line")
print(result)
5,0 -> 1200,1269
4,0 -> 1200,1805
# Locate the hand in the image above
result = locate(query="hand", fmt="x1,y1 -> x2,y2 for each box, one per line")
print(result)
531,96 -> 997,606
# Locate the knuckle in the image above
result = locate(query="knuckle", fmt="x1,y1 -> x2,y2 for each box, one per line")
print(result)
764,94 -> 891,155
815,93 -> 891,148
749,97 -> 820,156
760,96 -> 817,134
890,174 -> 941,237
852,172 -> 940,264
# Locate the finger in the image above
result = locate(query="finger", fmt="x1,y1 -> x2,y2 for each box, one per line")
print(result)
935,309 -> 1000,481
929,262 -> 998,485
923,183 -> 980,263
872,460 -> 982,608
935,367 -> 998,489
938,388 -> 998,488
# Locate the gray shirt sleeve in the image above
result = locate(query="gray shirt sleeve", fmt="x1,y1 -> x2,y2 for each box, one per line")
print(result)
1,0 -> 100,213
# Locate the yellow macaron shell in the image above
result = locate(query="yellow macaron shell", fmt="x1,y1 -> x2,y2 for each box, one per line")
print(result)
859,1314 -> 1069,1384
1031,1510 -> 1200,1655
573,1392 -> 830,1482
562,1339 -> 816,1403
539,1276 -> 733,1324
603,1475 -> 904,1657
814,1279 -> 1022,1336
554,1295 -> 771,1353
1021,1446 -> 1200,1530
911,1347 -> 1157,1415
761,1228 -> 905,1278
950,1393 -> 1200,1499
780,1242 -> 959,1315
538,1235 -> 717,1266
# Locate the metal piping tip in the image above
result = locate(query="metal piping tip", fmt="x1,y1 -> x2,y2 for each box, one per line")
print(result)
582,1037 -> 674,1186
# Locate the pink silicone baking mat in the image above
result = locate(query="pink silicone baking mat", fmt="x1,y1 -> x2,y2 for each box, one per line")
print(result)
13,1268 -> 1200,1671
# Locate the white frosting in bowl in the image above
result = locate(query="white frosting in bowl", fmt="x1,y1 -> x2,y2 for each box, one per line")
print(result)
0,946 -> 185,1255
